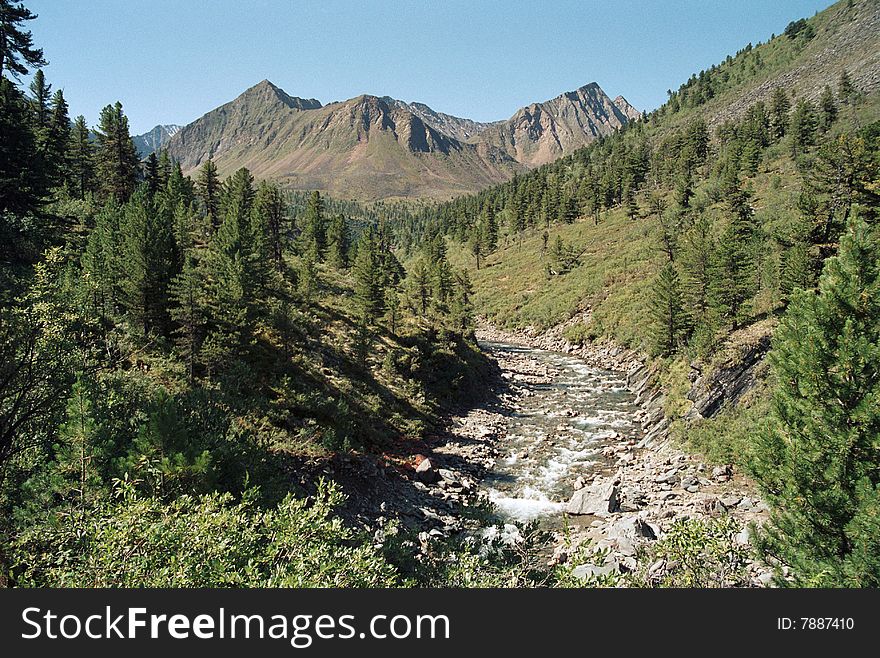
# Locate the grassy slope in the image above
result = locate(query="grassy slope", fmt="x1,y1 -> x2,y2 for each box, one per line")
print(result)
442,0 -> 880,467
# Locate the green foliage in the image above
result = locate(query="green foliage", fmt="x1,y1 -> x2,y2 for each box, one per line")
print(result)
10,480 -> 398,587
627,516 -> 752,588
750,214 -> 880,586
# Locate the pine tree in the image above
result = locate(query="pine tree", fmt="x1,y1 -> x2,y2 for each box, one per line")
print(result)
55,373 -> 102,528
157,148 -> 172,189
484,204 -> 498,251
838,70 -> 857,106
327,214 -> 350,269
47,88 -> 70,186
196,159 -> 221,230
751,214 -> 880,586
300,190 -> 326,261
222,167 -> 255,219
200,198 -> 254,376
650,262 -> 685,355
680,212 -> 714,331
144,152 -> 160,196
411,259 -> 430,315
0,0 -> 45,80
0,76 -> 44,218
449,270 -> 475,338
68,115 -> 95,200
790,99 -> 818,157
169,250 -> 206,381
253,180 -> 286,272
117,189 -> 176,335
769,87 -> 790,141
28,67 -> 50,129
95,101 -> 140,203
352,229 -> 384,322
710,181 -> 756,328
818,85 -> 838,132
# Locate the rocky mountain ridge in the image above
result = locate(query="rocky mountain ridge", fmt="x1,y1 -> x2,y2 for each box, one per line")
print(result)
164,79 -> 637,200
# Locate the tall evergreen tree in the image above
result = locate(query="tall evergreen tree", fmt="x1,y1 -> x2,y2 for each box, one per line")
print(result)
144,152 -> 160,196
710,182 -> 756,328
751,214 -> 880,586
116,190 -> 176,335
818,85 -> 838,132
790,99 -> 818,157
46,88 -> 70,185
95,101 -> 140,203
650,262 -> 685,355
769,87 -> 790,141
68,115 -> 95,200
196,159 -> 221,230
300,190 -> 326,261
253,181 -> 286,272
0,77 -> 43,219
327,214 -> 350,270
0,0 -> 45,80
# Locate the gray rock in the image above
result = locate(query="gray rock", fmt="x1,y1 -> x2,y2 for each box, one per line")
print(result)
606,514 -> 658,541
566,479 -> 620,515
680,475 -> 699,488
720,496 -> 742,509
572,562 -> 619,581
415,458 -> 438,484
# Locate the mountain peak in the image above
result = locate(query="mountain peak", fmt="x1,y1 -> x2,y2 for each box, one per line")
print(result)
237,79 -> 322,111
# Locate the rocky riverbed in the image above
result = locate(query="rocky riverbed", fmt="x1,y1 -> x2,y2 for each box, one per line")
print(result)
428,324 -> 774,586
320,320 -> 774,585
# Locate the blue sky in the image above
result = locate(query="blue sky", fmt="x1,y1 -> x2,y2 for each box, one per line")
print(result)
27,0 -> 834,135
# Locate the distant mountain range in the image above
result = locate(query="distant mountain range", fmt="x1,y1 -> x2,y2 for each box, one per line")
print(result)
162,80 -> 638,200
132,124 -> 181,158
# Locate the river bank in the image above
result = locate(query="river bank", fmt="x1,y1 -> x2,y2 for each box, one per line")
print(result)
469,323 -> 774,585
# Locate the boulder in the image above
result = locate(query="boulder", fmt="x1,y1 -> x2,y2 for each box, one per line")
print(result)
572,562 -> 619,581
606,514 -> 658,541
566,479 -> 620,515
415,458 -> 438,484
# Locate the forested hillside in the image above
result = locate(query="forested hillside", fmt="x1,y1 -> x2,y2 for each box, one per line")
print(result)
399,0 -> 880,585
0,1 -> 557,587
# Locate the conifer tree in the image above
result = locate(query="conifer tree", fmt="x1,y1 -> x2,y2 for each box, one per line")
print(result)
0,76 -> 43,217
838,70 -> 857,106
47,88 -> 70,186
300,190 -> 326,261
484,204 -> 498,250
352,229 -> 384,322
68,115 -> 95,200
144,152 -> 160,196
818,85 -> 838,132
169,250 -> 206,381
751,214 -> 880,586
0,0 -> 45,80
769,87 -> 790,141
253,181 -> 286,272
95,102 -> 140,203
55,373 -> 102,528
710,186 -> 756,328
650,262 -> 685,355
790,99 -> 818,157
411,259 -> 430,315
28,68 -> 50,129
327,214 -> 350,270
117,190 -> 175,335
196,159 -> 221,230
200,198 -> 253,376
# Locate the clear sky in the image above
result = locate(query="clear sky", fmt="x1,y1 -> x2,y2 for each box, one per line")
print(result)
26,0 -> 835,135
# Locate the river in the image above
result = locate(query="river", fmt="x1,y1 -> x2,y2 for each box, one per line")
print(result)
478,340 -> 642,525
